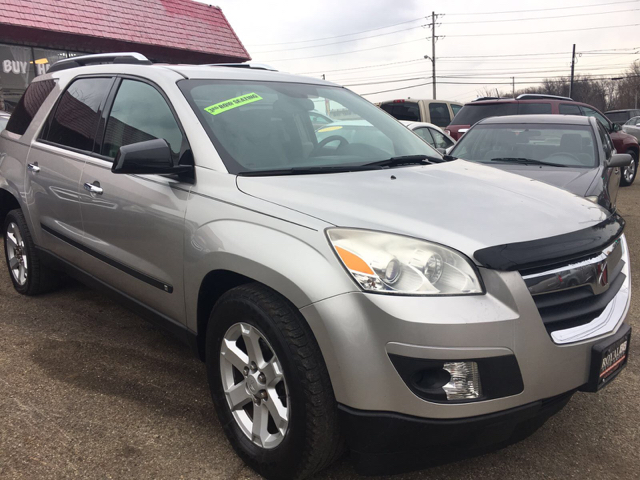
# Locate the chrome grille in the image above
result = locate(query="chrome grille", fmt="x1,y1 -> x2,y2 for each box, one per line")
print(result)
521,236 -> 629,344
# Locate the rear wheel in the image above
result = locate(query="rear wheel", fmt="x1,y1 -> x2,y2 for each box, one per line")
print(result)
3,209 -> 59,295
206,283 -> 344,480
621,150 -> 638,186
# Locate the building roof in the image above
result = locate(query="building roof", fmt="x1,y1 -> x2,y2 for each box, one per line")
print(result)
0,0 -> 250,64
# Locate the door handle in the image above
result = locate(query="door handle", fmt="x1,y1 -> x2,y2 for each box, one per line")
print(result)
84,182 -> 103,195
27,163 -> 41,173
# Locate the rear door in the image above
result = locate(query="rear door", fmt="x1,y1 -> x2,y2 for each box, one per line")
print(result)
27,76 -> 114,261
78,77 -> 191,324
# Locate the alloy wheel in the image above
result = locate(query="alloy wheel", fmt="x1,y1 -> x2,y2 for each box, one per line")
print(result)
5,222 -> 28,285
624,159 -> 636,183
220,322 -> 289,449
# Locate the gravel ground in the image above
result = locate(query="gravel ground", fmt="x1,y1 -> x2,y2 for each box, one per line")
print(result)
1,186 -> 639,480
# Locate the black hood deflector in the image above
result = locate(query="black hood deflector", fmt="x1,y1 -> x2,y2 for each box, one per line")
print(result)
474,214 -> 625,273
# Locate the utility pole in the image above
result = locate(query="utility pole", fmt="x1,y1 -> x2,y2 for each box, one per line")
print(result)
569,44 -> 576,98
512,77 -> 515,97
431,11 -> 436,99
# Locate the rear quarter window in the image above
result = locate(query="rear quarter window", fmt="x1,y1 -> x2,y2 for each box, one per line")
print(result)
380,102 -> 421,121
5,80 -> 56,136
449,103 -> 517,126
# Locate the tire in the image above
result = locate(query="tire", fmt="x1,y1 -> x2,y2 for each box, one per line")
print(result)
621,150 -> 638,187
206,283 -> 344,480
3,209 -> 59,295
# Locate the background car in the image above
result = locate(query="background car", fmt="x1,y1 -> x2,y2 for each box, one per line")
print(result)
309,110 -> 333,129
379,99 -> 463,128
0,111 -> 10,132
315,119 -> 443,159
447,114 -> 631,212
605,108 -> 640,125
622,116 -> 640,141
400,120 -> 456,151
446,94 -> 640,186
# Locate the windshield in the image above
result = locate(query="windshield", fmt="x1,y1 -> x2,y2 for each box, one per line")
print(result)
450,124 -> 598,168
606,112 -> 631,124
179,80 -> 439,174
450,103 -> 517,126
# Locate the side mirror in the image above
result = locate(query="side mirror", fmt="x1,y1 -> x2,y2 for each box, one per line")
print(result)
611,123 -> 621,133
112,139 -> 193,176
608,153 -> 632,168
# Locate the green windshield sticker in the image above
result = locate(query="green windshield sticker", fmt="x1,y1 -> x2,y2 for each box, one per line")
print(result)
204,93 -> 263,115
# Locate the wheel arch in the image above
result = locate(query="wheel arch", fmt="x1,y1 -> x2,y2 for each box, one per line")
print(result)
0,187 -> 21,226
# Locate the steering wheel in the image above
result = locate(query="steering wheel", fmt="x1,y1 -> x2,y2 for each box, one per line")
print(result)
310,135 -> 349,156
546,152 -> 580,162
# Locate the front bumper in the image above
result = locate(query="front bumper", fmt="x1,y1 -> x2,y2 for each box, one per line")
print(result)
299,259 -> 630,419
339,389 -> 574,475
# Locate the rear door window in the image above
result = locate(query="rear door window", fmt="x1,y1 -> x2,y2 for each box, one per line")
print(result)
429,128 -> 454,149
5,80 -> 56,135
449,103 -> 518,126
428,102 -> 451,127
518,103 -> 552,114
559,104 -> 582,115
451,104 -> 463,116
380,101 -> 420,121
44,77 -> 113,152
413,127 -> 435,146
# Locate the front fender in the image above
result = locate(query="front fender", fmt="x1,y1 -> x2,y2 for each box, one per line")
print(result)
183,219 -> 357,332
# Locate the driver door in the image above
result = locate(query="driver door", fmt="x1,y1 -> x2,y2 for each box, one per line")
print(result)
78,77 -> 191,325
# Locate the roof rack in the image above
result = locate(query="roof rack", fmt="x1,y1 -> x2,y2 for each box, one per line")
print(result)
206,62 -> 278,72
48,52 -> 151,73
516,94 -> 573,101
472,96 -> 512,102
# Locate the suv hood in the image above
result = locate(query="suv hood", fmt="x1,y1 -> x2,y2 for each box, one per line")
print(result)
237,160 -> 609,263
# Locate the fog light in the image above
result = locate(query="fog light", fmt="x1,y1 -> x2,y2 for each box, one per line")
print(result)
442,361 -> 482,400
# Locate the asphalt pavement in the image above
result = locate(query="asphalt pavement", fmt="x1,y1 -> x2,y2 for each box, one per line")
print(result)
1,186 -> 639,480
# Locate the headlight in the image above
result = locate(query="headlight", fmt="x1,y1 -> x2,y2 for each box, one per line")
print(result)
327,228 -> 483,295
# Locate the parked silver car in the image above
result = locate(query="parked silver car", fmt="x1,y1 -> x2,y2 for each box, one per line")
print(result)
447,115 -> 631,212
623,115 -> 640,142
0,53 -> 632,479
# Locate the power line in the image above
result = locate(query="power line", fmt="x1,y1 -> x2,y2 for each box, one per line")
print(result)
247,1 -> 636,48
345,69 -> 637,88
442,23 -> 640,38
264,37 -> 427,62
252,24 -> 427,54
443,0 -> 638,16
439,47 -> 639,59
246,17 -> 426,47
329,63 -> 637,83
443,7 -> 638,23
296,58 -> 424,75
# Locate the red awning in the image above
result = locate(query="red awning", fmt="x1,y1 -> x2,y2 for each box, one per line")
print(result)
0,0 -> 251,63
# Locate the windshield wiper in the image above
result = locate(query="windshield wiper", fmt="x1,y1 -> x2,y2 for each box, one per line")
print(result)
490,157 -> 568,167
363,154 -> 442,168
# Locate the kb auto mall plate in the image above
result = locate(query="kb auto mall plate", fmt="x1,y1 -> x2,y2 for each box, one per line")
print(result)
583,324 -> 631,392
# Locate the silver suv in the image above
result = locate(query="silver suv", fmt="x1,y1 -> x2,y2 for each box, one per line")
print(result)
0,53 -> 632,479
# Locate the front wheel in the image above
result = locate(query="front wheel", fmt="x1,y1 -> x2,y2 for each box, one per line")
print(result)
206,284 -> 344,480
621,150 -> 638,186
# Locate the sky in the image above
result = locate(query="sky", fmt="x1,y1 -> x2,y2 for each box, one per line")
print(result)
199,0 -> 640,104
